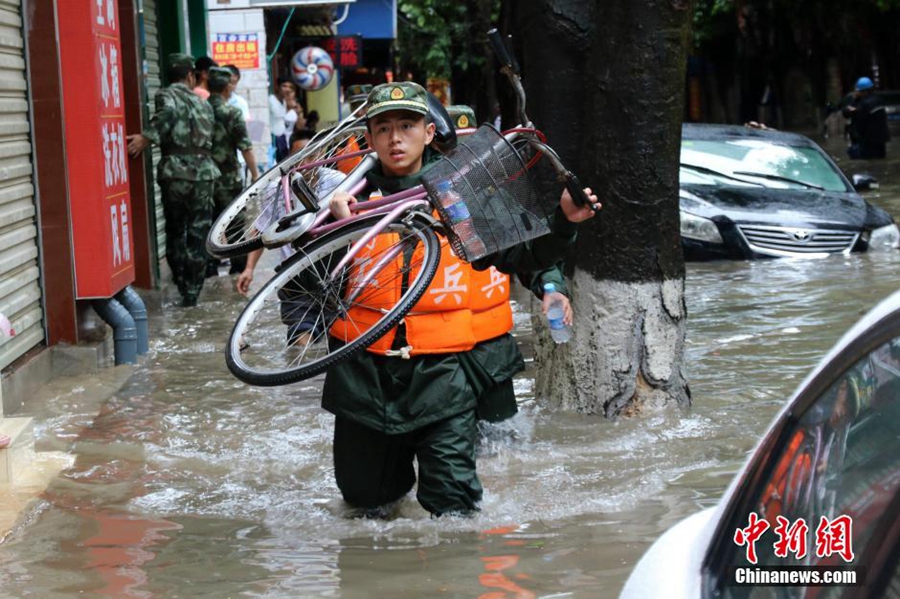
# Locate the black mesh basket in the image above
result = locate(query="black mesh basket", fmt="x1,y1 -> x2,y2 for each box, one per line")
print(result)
421,125 -> 551,262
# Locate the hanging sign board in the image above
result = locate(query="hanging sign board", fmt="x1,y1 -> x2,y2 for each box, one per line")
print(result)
321,35 -> 363,70
211,33 -> 261,70
58,0 -> 135,299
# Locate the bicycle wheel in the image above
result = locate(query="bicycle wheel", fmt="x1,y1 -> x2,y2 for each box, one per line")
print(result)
226,212 -> 441,386
206,124 -> 369,259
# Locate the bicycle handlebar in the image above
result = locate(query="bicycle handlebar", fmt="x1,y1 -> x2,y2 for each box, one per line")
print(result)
487,28 -> 519,75
564,173 -> 596,211
488,30 -> 596,212
528,139 -> 597,211
487,29 -> 530,127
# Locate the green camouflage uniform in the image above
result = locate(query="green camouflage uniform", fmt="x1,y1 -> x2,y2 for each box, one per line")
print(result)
143,71 -> 220,303
208,89 -> 253,274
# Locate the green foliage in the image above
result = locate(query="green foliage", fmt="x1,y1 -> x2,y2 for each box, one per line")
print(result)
397,0 -> 500,80
692,0 -> 734,47
692,0 -> 900,50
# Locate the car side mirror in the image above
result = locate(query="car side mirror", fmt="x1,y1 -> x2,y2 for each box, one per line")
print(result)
852,173 -> 879,191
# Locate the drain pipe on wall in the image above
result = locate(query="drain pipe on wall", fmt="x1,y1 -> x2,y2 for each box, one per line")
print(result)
115,286 -> 149,355
92,297 -> 137,365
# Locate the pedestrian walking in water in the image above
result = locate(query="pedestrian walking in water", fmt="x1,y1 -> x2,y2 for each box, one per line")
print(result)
843,77 -> 890,159
207,67 -> 259,276
127,53 -> 220,307
322,83 -> 599,517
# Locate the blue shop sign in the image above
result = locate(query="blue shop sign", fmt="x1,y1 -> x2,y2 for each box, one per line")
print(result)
336,0 -> 397,39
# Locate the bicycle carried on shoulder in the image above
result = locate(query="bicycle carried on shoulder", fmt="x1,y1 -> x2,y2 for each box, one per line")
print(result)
215,29 -> 595,386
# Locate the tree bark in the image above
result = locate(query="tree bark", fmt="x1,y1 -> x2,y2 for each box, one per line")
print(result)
513,0 -> 692,417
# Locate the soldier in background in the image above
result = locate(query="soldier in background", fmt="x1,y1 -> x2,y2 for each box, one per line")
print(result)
207,67 -> 259,276
127,53 -> 220,307
445,105 -> 477,132
345,83 -> 372,115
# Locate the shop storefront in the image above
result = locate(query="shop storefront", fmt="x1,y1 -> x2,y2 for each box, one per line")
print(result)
0,0 -> 208,412
208,0 -> 396,169
0,0 -> 42,373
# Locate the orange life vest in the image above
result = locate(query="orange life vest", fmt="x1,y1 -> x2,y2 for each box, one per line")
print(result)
761,429 -> 813,525
329,232 -> 513,355
335,136 -> 363,174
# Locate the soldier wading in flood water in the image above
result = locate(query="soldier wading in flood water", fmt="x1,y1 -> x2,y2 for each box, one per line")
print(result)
127,53 -> 220,307
206,66 -> 259,277
322,82 -> 601,517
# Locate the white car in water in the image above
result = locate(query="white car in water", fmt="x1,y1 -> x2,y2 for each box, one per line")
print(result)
620,290 -> 900,599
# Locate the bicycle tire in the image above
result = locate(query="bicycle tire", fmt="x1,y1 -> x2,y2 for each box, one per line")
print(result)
206,124 -> 368,259
226,212 -> 441,386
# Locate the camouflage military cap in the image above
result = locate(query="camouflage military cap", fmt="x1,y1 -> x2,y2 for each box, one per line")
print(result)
346,84 -> 373,98
169,53 -> 195,69
366,82 -> 429,120
208,67 -> 233,88
446,105 -> 476,129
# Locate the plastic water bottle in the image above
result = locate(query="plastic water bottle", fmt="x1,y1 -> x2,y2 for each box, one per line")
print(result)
543,283 -> 571,344
435,179 -> 486,258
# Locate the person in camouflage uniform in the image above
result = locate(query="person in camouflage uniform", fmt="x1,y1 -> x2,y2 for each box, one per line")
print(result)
207,67 -> 259,276
445,105 -> 477,131
127,53 -> 220,307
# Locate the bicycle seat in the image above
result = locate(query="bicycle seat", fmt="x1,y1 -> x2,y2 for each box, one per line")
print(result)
427,92 -> 457,152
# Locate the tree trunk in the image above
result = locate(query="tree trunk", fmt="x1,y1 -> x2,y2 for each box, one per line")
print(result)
512,0 -> 691,417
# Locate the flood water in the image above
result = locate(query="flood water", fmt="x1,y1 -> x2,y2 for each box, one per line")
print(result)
1,139 -> 898,599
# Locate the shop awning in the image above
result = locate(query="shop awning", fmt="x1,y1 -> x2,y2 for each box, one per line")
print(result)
249,0 -> 356,6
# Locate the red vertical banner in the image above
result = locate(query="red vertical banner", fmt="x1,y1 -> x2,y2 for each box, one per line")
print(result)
58,0 -> 135,299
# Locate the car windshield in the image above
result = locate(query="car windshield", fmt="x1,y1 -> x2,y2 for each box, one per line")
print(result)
680,138 -> 849,192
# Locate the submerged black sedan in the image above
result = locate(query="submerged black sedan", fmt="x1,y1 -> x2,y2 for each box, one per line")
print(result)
680,124 -> 899,260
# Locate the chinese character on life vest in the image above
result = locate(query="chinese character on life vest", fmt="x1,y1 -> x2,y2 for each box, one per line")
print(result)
480,267 -> 507,299
815,515 -> 854,562
430,263 -> 468,305
734,512 -> 770,564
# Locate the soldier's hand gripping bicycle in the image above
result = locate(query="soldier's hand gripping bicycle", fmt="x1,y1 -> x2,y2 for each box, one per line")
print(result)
212,29 -> 599,386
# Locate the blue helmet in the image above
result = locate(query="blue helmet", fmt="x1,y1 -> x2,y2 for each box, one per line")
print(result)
855,77 -> 874,91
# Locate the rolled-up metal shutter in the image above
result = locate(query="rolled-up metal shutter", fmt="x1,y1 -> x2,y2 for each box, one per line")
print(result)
143,0 -> 165,265
0,0 -> 42,370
